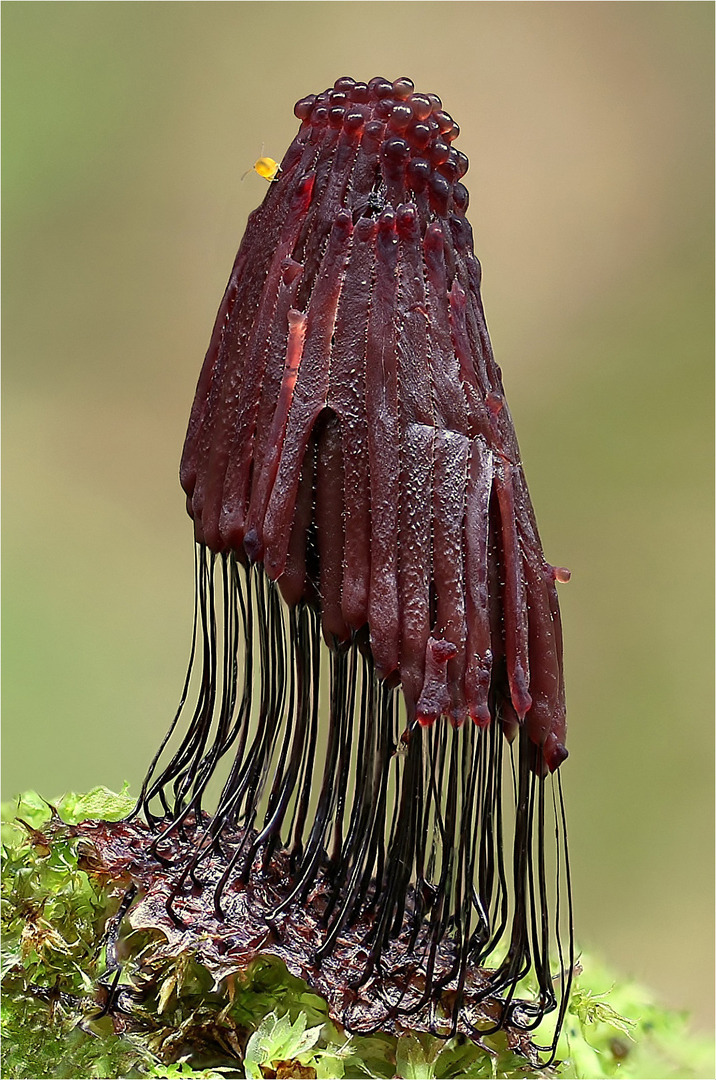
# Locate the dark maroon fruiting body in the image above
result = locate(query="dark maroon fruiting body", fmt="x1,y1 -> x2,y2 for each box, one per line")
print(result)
137,77 -> 574,1061
180,75 -> 568,769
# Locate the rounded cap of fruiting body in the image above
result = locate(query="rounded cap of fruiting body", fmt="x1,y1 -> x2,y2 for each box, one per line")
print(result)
292,76 -> 470,220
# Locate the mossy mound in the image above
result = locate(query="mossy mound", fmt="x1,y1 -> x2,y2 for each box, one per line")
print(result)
1,789 -> 713,1079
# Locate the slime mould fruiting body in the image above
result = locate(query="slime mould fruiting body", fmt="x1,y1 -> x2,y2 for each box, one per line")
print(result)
125,76 -> 574,1060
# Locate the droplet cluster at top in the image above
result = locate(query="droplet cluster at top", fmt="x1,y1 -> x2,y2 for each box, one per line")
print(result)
293,76 -> 470,218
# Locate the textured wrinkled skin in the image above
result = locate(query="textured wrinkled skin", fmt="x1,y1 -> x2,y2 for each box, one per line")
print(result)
180,75 -> 568,769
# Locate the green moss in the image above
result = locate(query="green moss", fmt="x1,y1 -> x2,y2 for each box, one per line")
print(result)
2,790 -> 713,1080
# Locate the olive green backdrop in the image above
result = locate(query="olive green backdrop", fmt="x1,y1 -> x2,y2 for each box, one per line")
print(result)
3,0 -> 713,1032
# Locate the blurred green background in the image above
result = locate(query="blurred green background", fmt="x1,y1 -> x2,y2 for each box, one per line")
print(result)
3,0 -> 713,1034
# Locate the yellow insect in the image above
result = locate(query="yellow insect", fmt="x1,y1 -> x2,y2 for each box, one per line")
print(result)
241,154 -> 281,182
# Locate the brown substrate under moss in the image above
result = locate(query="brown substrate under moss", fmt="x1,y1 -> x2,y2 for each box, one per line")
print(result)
76,814 -> 545,1065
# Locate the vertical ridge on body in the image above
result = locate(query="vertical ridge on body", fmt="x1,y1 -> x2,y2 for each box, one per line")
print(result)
395,201 -> 435,715
262,211 -> 353,578
327,216 -> 376,632
366,209 -> 400,678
